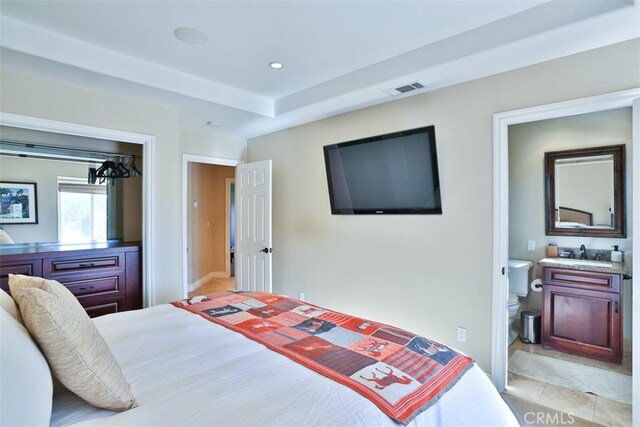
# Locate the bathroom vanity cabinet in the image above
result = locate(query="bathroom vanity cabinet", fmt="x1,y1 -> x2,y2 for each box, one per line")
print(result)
541,266 -> 622,363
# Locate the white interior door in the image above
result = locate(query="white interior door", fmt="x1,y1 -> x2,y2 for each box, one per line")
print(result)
235,160 -> 272,292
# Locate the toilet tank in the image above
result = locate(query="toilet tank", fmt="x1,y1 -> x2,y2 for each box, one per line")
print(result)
508,259 -> 534,297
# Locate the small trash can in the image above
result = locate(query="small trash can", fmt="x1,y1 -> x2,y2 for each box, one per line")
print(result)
520,310 -> 541,344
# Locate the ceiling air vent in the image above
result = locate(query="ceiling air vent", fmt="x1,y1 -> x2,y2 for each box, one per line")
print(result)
384,82 -> 426,96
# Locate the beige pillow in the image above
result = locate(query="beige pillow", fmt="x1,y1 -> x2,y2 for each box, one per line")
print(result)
0,288 -> 21,323
9,275 -> 137,412
8,274 -> 84,311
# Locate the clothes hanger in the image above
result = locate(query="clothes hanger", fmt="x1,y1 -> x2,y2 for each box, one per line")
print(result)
96,160 -> 117,177
88,155 -> 141,185
128,155 -> 142,177
116,156 -> 131,178
88,167 -> 97,184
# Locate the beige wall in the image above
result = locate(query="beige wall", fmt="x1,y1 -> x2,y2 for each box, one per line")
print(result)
0,69 -> 246,304
247,39 -> 640,371
508,108 -> 633,338
188,163 -> 235,284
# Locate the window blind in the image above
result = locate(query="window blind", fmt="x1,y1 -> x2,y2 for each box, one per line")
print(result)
58,182 -> 106,195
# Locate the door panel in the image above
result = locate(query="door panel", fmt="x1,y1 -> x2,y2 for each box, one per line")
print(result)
236,160 -> 272,292
551,293 -> 610,346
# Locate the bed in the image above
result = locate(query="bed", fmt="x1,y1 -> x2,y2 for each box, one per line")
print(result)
557,206 -> 593,227
3,286 -> 518,427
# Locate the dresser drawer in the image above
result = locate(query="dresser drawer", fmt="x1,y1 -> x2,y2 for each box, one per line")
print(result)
57,273 -> 125,298
544,267 -> 621,293
82,297 -> 125,318
45,254 -> 123,276
0,259 -> 43,292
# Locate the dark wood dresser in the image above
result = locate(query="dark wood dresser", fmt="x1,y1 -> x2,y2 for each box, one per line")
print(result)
541,266 -> 623,363
0,241 -> 141,318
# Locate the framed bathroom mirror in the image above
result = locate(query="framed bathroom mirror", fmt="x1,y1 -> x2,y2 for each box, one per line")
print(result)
544,144 -> 625,238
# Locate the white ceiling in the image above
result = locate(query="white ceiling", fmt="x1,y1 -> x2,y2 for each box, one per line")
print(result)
1,0 -> 638,139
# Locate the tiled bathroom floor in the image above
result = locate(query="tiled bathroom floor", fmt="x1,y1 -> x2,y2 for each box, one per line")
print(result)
504,372 -> 631,426
509,339 -> 632,376
506,340 -> 632,427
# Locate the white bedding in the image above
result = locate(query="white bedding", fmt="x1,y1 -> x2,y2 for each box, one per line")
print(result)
51,304 -> 517,427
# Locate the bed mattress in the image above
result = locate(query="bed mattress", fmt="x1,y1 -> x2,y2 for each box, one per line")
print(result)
51,304 -> 517,426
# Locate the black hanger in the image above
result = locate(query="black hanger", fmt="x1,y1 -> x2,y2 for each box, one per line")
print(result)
88,167 -> 97,184
88,155 -> 141,185
96,160 -> 117,177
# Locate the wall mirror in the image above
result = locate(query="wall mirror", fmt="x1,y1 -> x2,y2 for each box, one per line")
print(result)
0,126 -> 143,246
545,144 -> 625,237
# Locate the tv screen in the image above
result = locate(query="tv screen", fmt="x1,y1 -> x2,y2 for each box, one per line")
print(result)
323,126 -> 442,215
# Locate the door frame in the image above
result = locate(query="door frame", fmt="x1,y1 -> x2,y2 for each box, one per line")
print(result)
225,177 -> 235,278
181,153 -> 242,298
491,88 -> 640,409
0,112 -> 156,306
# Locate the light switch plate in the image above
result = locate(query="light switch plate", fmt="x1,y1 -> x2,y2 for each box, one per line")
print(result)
457,327 -> 467,343
527,240 -> 536,251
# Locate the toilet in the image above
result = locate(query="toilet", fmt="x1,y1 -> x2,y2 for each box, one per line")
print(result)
507,259 -> 534,345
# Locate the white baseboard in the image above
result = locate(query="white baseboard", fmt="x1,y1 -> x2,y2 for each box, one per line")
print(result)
188,271 -> 228,292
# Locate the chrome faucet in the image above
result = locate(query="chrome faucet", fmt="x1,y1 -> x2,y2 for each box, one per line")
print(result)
579,244 -> 588,260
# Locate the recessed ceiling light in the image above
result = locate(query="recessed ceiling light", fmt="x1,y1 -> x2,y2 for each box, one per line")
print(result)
268,62 -> 284,70
174,27 -> 208,44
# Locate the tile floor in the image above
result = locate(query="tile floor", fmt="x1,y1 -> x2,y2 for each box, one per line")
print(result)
509,338 -> 632,376
505,340 -> 632,427
503,394 -> 601,427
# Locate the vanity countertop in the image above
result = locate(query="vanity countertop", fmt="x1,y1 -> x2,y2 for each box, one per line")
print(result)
538,257 -> 629,276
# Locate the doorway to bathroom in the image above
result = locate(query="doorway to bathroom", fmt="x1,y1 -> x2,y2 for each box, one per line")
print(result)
491,89 -> 640,426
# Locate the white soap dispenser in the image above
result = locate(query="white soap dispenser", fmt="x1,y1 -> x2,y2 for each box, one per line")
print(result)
611,245 -> 623,263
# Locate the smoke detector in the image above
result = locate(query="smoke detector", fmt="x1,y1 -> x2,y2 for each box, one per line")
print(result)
384,82 -> 426,96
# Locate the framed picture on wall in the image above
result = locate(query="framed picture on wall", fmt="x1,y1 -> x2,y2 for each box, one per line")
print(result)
0,182 -> 38,224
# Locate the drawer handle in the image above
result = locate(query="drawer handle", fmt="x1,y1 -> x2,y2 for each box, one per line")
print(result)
78,286 -> 95,291
78,263 -> 96,268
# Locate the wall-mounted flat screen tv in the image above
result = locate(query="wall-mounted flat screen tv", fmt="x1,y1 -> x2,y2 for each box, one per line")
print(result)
323,125 -> 442,215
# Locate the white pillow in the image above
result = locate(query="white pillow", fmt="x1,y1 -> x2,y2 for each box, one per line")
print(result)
0,228 -> 15,244
0,307 -> 53,427
0,288 -> 21,323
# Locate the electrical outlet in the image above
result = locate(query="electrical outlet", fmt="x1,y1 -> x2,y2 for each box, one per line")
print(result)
298,291 -> 305,301
457,327 -> 467,343
527,240 -> 536,251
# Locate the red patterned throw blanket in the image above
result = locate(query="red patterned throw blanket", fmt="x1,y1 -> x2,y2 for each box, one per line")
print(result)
172,291 -> 473,424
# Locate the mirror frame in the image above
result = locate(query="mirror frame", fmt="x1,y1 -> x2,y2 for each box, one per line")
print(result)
544,144 -> 625,238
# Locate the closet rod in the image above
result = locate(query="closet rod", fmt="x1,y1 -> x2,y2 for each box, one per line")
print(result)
0,140 -> 141,162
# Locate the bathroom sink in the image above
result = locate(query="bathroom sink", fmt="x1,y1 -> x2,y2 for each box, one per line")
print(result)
539,258 -> 613,268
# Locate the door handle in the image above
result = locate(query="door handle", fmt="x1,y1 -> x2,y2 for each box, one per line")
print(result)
260,248 -> 272,254
615,301 -> 619,314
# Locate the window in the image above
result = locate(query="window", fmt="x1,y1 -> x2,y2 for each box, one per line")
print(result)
58,177 -> 107,243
